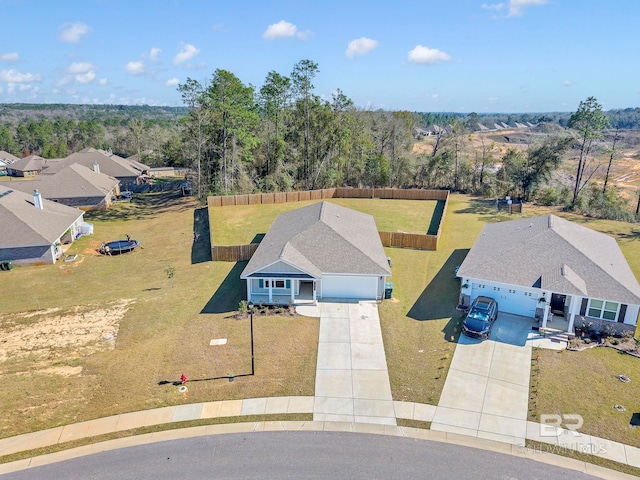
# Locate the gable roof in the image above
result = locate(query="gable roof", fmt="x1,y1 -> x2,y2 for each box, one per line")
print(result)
0,186 -> 83,247
241,202 -> 391,278
43,148 -> 148,179
457,214 -> 640,304
8,155 -> 45,173
9,163 -> 119,199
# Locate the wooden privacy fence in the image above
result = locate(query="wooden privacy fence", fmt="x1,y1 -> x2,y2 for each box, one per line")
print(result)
208,187 -> 449,207
211,244 -> 258,262
208,187 -> 450,260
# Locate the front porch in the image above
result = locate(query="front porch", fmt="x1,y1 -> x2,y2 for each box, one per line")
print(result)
247,277 -> 318,306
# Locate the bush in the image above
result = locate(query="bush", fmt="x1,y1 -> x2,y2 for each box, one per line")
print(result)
610,338 -> 620,345
238,300 -> 247,315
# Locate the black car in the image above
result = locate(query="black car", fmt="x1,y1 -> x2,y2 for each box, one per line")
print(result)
462,296 -> 498,340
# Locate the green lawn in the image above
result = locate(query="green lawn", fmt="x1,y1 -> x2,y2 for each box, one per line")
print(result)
532,347 -> 640,448
209,198 -> 438,245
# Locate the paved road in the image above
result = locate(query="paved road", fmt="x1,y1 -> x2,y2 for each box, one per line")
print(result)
0,432 -> 601,480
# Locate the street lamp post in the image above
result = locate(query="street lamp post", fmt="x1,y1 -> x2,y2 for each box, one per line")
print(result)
247,300 -> 255,376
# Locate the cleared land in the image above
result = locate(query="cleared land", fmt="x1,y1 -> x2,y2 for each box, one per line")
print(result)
0,192 -> 319,439
209,198 -> 438,245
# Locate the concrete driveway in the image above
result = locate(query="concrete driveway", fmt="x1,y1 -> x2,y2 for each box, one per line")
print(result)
431,313 -> 533,445
304,300 -> 396,425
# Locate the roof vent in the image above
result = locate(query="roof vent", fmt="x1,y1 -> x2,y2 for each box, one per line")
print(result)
33,189 -> 43,210
93,161 -> 100,174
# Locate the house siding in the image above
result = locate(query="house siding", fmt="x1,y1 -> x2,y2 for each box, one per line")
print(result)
259,261 -> 307,274
0,245 -> 55,265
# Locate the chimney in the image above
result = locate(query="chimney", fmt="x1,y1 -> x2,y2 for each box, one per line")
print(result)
93,161 -> 100,174
33,189 -> 43,209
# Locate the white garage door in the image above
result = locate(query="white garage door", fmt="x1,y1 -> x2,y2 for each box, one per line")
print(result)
321,275 -> 378,299
471,283 -> 538,317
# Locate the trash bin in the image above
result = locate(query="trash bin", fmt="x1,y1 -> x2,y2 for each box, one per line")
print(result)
0,260 -> 12,271
384,281 -> 393,299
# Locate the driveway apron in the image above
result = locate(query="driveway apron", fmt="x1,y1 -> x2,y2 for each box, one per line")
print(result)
431,314 -> 533,444
313,300 -> 396,425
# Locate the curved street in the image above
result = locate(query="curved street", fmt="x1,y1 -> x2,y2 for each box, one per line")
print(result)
0,431 -> 602,480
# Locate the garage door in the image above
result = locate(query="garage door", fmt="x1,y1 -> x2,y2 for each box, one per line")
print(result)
471,283 -> 538,317
321,275 -> 378,299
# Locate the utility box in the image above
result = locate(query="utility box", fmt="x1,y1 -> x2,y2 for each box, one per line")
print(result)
0,261 -> 13,271
384,281 -> 393,299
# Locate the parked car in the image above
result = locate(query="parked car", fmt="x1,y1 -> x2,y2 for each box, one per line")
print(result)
462,296 -> 498,340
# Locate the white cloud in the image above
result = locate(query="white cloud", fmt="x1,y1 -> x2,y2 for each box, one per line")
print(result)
59,22 -> 90,43
150,47 -> 161,61
75,71 -> 96,84
0,52 -> 20,62
481,3 -> 505,10
346,37 -> 379,58
0,69 -> 41,83
563,80 -> 572,87
407,45 -> 451,65
262,20 -> 311,40
173,43 -> 200,65
263,20 -> 296,39
125,61 -> 145,75
99,78 -> 108,85
68,62 -> 94,74
483,0 -> 547,17
166,77 -> 180,87
488,96 -> 499,104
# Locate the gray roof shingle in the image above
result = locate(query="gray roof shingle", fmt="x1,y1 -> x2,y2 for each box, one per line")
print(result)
0,186 -> 84,247
457,214 -> 640,304
241,202 -> 391,278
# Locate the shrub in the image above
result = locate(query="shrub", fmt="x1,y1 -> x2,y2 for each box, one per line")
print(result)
238,300 -> 248,315
584,338 -> 592,344
610,338 -> 620,345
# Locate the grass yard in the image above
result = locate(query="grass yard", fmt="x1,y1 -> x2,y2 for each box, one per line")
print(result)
531,347 -> 640,448
0,192 -> 318,439
209,198 -> 438,245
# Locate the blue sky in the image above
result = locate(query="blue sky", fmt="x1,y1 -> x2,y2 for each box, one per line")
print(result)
0,0 -> 638,112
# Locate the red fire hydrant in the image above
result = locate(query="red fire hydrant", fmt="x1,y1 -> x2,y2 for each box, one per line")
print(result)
180,373 -> 187,385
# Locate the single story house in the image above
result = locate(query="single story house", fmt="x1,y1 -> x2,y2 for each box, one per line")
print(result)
9,163 -> 120,210
42,148 -> 149,186
457,214 -> 640,334
0,186 -> 85,265
241,202 -> 391,305
6,155 -> 46,177
0,150 -> 20,164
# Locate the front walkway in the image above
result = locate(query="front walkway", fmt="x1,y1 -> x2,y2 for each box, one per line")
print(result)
304,300 -> 396,425
431,313 -> 533,444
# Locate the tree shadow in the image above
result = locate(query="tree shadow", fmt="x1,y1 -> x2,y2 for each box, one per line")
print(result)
200,261 -> 247,314
191,207 -> 212,264
85,190 -> 197,223
614,229 -> 640,241
453,197 -> 523,223
408,249 -> 469,342
427,199 -> 446,235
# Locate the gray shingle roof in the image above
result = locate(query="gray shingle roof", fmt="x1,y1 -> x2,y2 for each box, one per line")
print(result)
8,155 -> 45,173
0,151 -> 20,163
241,202 -> 391,278
0,186 -> 84,247
43,149 -> 148,179
9,163 -> 119,199
457,214 -> 640,304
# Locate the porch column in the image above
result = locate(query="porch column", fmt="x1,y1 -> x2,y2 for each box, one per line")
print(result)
247,278 -> 252,303
541,303 -> 550,329
268,279 -> 273,303
291,280 -> 295,303
567,295 -> 580,333
312,280 -> 317,304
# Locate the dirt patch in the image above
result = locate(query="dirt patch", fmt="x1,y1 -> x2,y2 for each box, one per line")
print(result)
0,299 -> 134,365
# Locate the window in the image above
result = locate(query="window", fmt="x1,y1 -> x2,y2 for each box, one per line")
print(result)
260,279 -> 290,289
587,299 -> 618,320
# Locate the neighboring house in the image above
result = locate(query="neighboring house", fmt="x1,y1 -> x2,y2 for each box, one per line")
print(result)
0,150 -> 20,164
457,214 -> 640,334
10,163 -> 120,209
241,202 -> 391,305
6,155 -> 46,177
42,148 -> 149,186
0,186 -> 85,265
